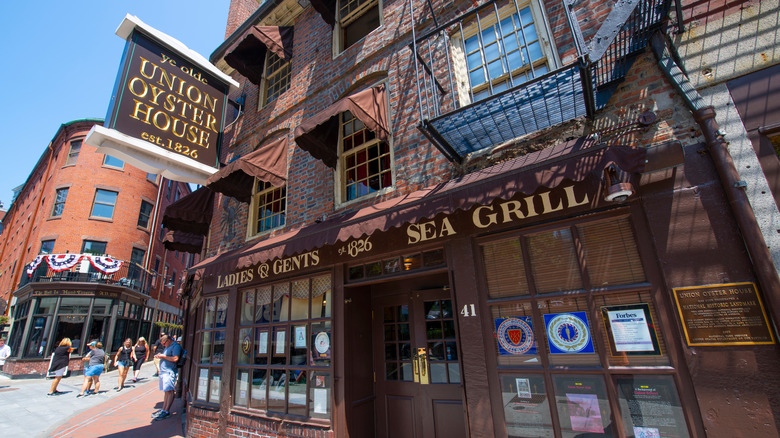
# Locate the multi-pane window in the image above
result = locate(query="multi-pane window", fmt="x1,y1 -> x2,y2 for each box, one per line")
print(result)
66,140 -> 81,166
128,248 -> 146,282
196,296 -> 228,404
341,110 -> 392,202
103,155 -> 125,169
81,240 -> 107,255
479,215 -> 691,437
463,3 -> 550,101
91,189 -> 118,219
338,0 -> 380,50
251,180 -> 286,235
262,52 -> 291,106
233,275 -> 333,420
51,188 -> 68,217
40,240 -> 55,254
137,200 -> 154,228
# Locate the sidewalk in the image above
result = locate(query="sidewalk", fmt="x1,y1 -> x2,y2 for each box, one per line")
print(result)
0,362 -> 185,438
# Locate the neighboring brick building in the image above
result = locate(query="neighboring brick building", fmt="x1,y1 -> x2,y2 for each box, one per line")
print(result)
0,118 -> 196,378
154,0 -> 780,436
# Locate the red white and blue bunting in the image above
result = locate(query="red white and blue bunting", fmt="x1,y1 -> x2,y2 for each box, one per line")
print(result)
88,256 -> 123,274
46,254 -> 84,272
26,255 -> 46,276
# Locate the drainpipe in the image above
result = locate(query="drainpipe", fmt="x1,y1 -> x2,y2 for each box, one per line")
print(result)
651,33 -> 780,326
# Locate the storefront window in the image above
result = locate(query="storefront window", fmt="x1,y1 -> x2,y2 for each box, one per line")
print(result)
233,274 -> 333,421
8,301 -> 31,355
481,215 -> 686,436
26,298 -> 57,358
196,295 -> 228,403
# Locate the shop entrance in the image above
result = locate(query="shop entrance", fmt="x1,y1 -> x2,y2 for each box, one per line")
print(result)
370,275 -> 467,438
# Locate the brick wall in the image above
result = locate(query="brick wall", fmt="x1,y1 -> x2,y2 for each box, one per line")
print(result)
2,356 -> 85,378
188,406 -> 333,438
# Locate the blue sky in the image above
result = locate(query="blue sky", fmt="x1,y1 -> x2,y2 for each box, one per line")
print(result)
0,0 -> 232,209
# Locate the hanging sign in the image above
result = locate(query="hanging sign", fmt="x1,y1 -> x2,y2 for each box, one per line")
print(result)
544,312 -> 595,354
86,15 -> 239,183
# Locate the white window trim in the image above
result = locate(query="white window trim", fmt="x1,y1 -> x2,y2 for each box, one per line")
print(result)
247,177 -> 289,240
256,52 -> 292,111
450,0 -> 560,107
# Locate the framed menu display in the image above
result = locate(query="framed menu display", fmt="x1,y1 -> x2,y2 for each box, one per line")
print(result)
601,303 -> 661,356
552,375 -> 613,437
615,376 -> 690,438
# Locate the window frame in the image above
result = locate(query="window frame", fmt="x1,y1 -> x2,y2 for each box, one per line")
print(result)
65,140 -> 82,166
248,179 -> 287,238
81,240 -> 108,256
90,189 -> 119,220
258,51 -> 292,109
40,239 -> 56,254
51,187 -> 69,218
334,0 -> 383,54
137,200 -> 154,229
452,0 -> 559,105
102,154 -> 125,169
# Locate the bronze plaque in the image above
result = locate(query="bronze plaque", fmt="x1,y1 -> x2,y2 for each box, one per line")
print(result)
106,29 -> 229,169
673,282 -> 775,346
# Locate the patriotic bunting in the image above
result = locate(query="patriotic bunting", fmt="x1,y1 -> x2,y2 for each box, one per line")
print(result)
88,256 -> 123,274
46,254 -> 84,272
27,255 -> 46,277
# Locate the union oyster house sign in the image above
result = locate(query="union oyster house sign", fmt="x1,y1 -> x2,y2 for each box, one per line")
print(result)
86,15 -> 240,184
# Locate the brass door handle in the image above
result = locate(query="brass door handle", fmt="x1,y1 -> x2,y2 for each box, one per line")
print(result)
416,347 -> 429,385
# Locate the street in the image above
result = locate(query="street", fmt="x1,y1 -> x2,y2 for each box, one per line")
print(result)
0,362 -> 184,437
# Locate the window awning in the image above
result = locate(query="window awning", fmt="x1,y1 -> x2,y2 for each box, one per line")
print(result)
294,84 -> 389,168
309,0 -> 336,27
223,25 -> 294,85
189,138 -> 648,278
162,186 -> 215,236
206,136 -> 289,203
163,230 -> 204,254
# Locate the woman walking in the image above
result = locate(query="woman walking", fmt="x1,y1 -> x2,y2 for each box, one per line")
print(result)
77,341 -> 105,398
47,338 -> 74,396
131,337 -> 149,383
114,338 -> 134,391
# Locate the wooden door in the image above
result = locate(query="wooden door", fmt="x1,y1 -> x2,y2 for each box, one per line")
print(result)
373,284 -> 467,438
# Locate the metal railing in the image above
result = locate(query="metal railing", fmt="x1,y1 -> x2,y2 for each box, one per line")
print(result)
18,256 -> 159,295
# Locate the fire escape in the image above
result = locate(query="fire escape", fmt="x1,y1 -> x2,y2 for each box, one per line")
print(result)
410,0 -> 675,163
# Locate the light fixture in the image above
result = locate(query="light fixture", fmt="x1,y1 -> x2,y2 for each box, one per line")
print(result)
603,165 -> 634,203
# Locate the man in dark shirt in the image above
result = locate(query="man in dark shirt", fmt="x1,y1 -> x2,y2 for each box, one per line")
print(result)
152,332 -> 166,377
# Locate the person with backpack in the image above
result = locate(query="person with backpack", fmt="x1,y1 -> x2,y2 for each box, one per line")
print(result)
152,334 -> 182,420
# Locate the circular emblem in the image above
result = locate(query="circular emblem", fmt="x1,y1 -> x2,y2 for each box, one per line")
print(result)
241,334 -> 251,355
547,313 -> 590,352
497,318 -> 535,354
315,332 -> 330,354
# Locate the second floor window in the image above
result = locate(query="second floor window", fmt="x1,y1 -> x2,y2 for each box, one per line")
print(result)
52,188 -> 68,217
66,140 -> 81,166
341,110 -> 392,202
82,240 -> 107,255
137,200 -> 154,229
262,52 -> 291,106
251,180 -> 286,235
461,2 -> 552,101
91,189 -> 118,219
338,0 -> 381,51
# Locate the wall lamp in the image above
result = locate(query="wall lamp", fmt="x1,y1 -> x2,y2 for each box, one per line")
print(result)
603,165 -> 634,203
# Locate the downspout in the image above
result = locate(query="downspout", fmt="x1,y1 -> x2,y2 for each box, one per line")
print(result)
144,177 -> 166,271
651,33 -> 780,326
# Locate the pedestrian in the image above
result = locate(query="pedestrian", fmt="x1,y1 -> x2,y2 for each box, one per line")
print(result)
0,337 -> 11,371
113,338 -> 133,391
77,341 -> 105,398
152,332 -> 166,377
48,338 -> 75,396
151,334 -> 182,420
131,337 -> 149,383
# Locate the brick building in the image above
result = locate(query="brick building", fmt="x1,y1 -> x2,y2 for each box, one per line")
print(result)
0,118 -> 196,378
142,0 -> 780,436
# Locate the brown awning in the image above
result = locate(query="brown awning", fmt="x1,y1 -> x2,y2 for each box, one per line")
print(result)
162,186 -> 215,236
206,136 -> 289,203
309,0 -> 336,27
190,138 -> 647,277
223,26 -> 294,85
163,230 -> 204,254
294,84 -> 389,168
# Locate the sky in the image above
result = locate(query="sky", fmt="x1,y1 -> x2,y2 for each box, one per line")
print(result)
0,0 -> 232,210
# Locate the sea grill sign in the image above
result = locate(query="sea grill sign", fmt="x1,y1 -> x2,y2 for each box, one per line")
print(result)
87,15 -> 238,183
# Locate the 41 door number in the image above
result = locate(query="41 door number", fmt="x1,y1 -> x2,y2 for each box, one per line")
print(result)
460,304 -> 477,317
